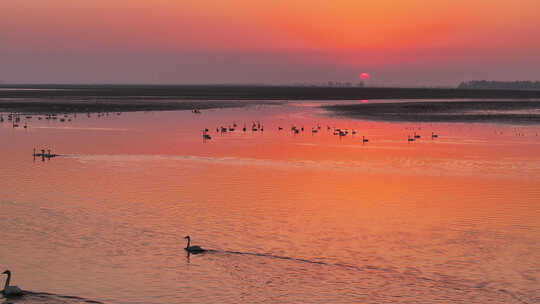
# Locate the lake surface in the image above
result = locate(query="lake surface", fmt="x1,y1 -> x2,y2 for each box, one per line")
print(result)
1,101 -> 539,303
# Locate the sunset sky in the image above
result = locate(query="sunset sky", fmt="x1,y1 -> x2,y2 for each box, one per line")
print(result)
1,0 -> 540,86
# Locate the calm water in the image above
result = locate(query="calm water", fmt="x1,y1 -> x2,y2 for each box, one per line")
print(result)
1,101 -> 539,304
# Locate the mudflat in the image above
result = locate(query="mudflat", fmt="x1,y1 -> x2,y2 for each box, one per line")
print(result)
2,85 -> 540,117
2,84 -> 540,100
323,100 -> 540,123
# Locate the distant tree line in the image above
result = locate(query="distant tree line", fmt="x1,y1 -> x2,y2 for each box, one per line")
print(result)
458,80 -> 540,90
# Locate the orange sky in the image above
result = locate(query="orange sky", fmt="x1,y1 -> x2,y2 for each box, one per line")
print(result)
1,0 -> 540,85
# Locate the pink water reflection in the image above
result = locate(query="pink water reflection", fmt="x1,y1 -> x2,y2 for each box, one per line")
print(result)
1,102 -> 539,304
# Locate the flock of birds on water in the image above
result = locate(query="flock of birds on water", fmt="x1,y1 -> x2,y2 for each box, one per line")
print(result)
0,112 -> 122,129
201,120 -> 440,143
2,111 -> 537,142
1,236 -> 203,299
1,112 -> 440,143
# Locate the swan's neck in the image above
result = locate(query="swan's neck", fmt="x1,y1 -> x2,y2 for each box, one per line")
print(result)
4,272 -> 10,290
186,238 -> 190,249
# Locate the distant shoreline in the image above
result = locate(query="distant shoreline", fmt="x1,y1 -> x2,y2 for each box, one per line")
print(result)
2,84 -> 540,101
323,100 -> 540,124
2,85 -> 540,118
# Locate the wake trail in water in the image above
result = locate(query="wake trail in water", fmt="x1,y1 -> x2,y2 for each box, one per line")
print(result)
213,249 -> 398,274
223,250 -> 327,266
203,249 -> 530,304
2,291 -> 104,304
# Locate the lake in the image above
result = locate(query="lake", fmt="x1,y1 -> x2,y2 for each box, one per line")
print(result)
1,100 -> 539,303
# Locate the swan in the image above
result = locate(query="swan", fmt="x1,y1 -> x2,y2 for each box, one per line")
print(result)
184,236 -> 206,253
203,130 -> 211,140
2,270 -> 23,297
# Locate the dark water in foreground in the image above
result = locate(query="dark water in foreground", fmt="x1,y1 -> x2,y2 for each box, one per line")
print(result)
1,101 -> 539,303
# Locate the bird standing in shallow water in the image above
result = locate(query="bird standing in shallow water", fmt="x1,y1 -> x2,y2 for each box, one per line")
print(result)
2,270 -> 23,297
184,236 -> 206,253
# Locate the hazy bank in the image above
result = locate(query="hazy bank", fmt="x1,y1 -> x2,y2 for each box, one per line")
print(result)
323,100 -> 540,124
2,84 -> 540,101
3,85 -> 540,115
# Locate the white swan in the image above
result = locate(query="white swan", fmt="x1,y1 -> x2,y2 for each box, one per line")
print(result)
184,236 -> 206,253
2,270 -> 23,297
